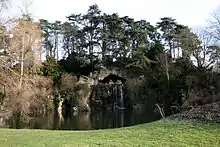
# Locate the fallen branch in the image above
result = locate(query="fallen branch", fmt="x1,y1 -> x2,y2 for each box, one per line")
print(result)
0,63 -> 29,86
155,103 -> 165,118
0,81 -> 7,86
0,63 -> 22,78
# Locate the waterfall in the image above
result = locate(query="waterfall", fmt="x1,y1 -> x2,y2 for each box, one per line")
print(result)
113,83 -> 125,110
112,84 -> 115,107
119,84 -> 124,108
115,85 -> 118,106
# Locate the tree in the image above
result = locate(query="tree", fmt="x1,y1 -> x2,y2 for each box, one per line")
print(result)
177,27 -> 201,64
61,21 -> 79,57
65,13 -> 82,57
40,20 -> 62,61
194,28 -> 218,69
8,16 -> 42,87
206,9 -> 220,70
51,21 -> 62,60
208,45 -> 220,71
40,19 -> 53,58
208,9 -> 220,44
97,13 -> 116,66
177,27 -> 217,69
0,0 -> 10,15
101,13 -> 124,64
80,4 -> 101,71
157,17 -> 185,59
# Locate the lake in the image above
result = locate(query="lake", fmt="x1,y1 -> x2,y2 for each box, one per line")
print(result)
0,109 -> 161,130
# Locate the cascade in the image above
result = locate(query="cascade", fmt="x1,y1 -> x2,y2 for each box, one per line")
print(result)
113,83 -> 125,110
119,84 -> 124,108
91,74 -> 126,111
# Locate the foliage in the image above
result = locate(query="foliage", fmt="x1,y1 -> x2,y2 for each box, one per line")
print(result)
38,57 -> 63,81
0,71 -> 53,118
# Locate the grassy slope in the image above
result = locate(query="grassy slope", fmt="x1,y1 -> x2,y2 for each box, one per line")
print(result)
0,120 -> 220,147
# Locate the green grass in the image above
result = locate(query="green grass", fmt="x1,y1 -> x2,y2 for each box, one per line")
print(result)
0,120 -> 220,147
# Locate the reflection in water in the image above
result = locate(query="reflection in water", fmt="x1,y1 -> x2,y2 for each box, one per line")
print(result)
0,109 -> 160,130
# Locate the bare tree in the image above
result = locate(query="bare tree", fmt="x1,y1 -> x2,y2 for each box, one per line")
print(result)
0,0 -> 10,13
202,9 -> 220,70
192,28 -> 216,68
0,0 -> 53,117
207,8 -> 220,45
8,18 -> 42,88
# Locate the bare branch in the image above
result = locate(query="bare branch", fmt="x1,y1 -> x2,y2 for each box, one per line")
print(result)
155,103 -> 165,118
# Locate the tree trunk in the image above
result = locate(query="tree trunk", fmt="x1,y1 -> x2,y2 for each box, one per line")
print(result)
102,40 -> 107,66
164,53 -> 170,116
55,33 -> 58,61
177,47 -> 180,58
168,40 -> 172,60
19,36 -> 25,89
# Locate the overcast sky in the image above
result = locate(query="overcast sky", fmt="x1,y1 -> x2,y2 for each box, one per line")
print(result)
3,0 -> 220,28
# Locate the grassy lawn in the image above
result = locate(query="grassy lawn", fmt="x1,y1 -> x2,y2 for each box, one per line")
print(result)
0,120 -> 220,147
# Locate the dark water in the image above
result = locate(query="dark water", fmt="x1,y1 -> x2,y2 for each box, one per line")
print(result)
0,109 -> 160,130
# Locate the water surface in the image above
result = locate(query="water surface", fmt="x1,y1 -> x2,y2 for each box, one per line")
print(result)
0,109 -> 160,130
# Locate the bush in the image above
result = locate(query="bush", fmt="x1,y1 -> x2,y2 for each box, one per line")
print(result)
0,72 -> 53,118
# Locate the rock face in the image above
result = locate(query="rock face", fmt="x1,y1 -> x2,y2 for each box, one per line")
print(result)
90,82 -> 125,110
88,67 -> 128,110
57,74 -> 92,112
75,76 -> 93,112
90,67 -> 150,110
93,67 -> 124,82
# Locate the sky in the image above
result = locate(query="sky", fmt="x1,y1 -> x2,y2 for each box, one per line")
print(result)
3,0 -> 220,28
